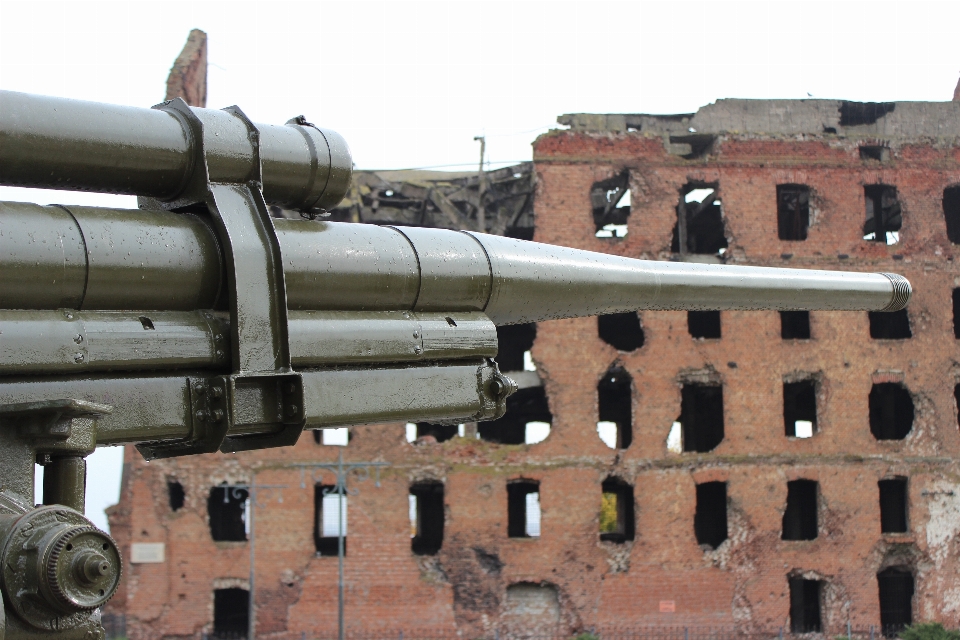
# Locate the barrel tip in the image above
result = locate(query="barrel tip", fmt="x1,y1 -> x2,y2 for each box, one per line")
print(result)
879,273 -> 912,311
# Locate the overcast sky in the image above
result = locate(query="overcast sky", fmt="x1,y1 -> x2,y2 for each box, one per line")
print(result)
2,0 -> 958,529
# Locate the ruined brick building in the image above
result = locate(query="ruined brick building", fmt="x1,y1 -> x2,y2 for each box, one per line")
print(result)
105,34 -> 960,640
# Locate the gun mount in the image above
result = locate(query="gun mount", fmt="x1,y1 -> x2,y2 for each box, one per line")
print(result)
0,90 -> 911,640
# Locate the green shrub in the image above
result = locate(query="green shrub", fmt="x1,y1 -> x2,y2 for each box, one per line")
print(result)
900,623 -> 960,640
572,633 -> 600,640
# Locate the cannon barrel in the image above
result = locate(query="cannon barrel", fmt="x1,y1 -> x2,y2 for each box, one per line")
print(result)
0,90 -> 352,211
0,201 -> 910,321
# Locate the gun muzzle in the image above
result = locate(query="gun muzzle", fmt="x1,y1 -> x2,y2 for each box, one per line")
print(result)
0,202 -> 910,320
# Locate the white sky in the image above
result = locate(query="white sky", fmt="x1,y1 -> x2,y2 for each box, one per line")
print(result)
2,0 -> 958,529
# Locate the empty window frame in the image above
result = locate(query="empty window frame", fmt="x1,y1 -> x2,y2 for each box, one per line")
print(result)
597,367 -> 632,449
478,386 -> 552,444
953,289 -> 960,339
672,184 -> 728,256
878,567 -> 914,636
694,481 -> 728,549
598,312 -> 645,351
213,588 -> 249,639
777,185 -> 811,241
688,310 -> 721,339
313,427 -> 350,446
869,383 -> 914,441
860,145 -> 891,162
410,482 -> 444,555
863,185 -> 902,245
599,478 -> 635,543
679,383 -> 725,453
879,477 -> 908,534
944,186 -> 960,244
314,485 -> 347,556
784,380 -> 817,438
781,311 -> 811,340
507,480 -> 540,538
496,323 -> 536,373
168,479 -> 185,512
869,310 -> 911,339
591,172 -> 631,238
782,480 -> 818,541
415,423 -> 458,443
208,485 -> 248,542
789,577 -> 823,633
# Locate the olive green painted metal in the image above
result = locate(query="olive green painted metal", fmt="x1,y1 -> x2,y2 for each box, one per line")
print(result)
0,90 -> 914,640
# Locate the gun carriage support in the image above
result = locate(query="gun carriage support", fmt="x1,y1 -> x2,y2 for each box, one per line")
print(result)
0,90 -> 911,640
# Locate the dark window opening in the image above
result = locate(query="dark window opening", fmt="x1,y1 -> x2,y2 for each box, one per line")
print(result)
507,480 -> 540,538
591,172 -> 631,238
598,366 -> 632,449
878,567 -> 914,636
863,184 -> 902,244
496,323 -> 536,372
479,386 -> 552,445
672,184 -> 728,256
415,423 -> 458,443
955,384 -> 960,429
679,383 -> 725,453
410,482 -> 444,555
879,477 -> 908,534
598,312 -> 645,351
860,145 -> 891,162
789,577 -> 823,633
688,310 -> 721,339
784,380 -> 817,438
314,485 -> 346,556
207,485 -> 247,542
953,289 -> 960,339
782,479 -> 818,541
168,479 -> 185,512
869,383 -> 914,441
213,588 -> 249,640
781,311 -> 811,340
694,481 -> 728,550
777,184 -> 811,241
869,310 -> 911,339
599,478 -> 635,543
839,101 -> 896,126
944,186 -> 960,244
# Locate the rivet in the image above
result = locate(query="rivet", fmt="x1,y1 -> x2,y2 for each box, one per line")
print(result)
195,410 -> 208,422
211,386 -> 223,399
413,331 -> 420,339
211,409 -> 224,422
74,334 -> 83,344
287,405 -> 299,416
414,346 -> 423,355
215,350 -> 225,360
74,353 -> 84,364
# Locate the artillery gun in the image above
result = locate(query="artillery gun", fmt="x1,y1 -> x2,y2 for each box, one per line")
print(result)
0,90 -> 911,640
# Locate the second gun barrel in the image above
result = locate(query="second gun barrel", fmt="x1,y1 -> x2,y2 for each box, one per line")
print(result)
0,202 -> 911,319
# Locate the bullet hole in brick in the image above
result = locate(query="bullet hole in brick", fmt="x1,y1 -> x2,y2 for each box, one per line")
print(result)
952,290 -> 960,338
496,323 -> 536,372
598,312 -> 644,351
597,366 -> 632,449
777,184 -> 811,241
878,567 -> 914,635
879,477 -> 909,534
599,477 -> 635,543
694,481 -> 728,550
863,184 -> 902,245
839,101 -> 896,127
869,310 -> 911,339
944,187 -> 960,243
782,479 -> 818,541
213,588 -> 249,639
591,171 -> 631,238
788,577 -> 823,633
207,485 -> 247,542
138,316 -> 155,330
314,485 -> 347,556
688,310 -> 721,339
860,145 -> 891,162
781,311 -> 811,340
679,384 -> 724,452
672,184 -> 728,256
410,482 -> 444,555
479,387 -> 552,445
869,383 -> 914,440
416,423 -> 458,443
168,479 -> 185,512
784,380 -> 817,438
507,480 -> 540,538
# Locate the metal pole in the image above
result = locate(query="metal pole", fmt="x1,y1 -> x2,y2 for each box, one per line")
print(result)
248,479 -> 256,640
337,449 -> 345,640
474,135 -> 486,233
